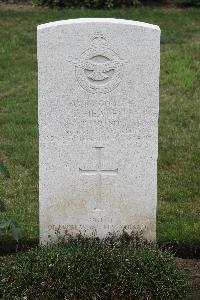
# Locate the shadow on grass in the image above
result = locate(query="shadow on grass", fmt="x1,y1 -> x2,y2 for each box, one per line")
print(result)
0,239 -> 200,258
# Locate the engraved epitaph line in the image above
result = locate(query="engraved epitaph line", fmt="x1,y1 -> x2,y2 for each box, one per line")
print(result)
79,147 -> 118,210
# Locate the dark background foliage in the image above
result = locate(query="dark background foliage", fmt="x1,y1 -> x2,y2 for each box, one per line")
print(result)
1,0 -> 200,8
39,0 -> 199,8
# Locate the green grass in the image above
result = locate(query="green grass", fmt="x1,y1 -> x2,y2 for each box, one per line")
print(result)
0,6 -> 199,242
0,234 -> 188,299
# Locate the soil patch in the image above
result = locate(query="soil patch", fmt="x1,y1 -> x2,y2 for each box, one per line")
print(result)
176,258 -> 200,300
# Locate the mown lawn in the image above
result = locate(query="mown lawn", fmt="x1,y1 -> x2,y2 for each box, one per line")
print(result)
0,6 -> 199,242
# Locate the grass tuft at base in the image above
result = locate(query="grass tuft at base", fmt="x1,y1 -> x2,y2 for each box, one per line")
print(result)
0,233 -> 188,299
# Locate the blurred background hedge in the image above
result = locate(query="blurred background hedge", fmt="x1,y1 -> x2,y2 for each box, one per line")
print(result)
2,0 -> 200,8
31,0 -> 200,8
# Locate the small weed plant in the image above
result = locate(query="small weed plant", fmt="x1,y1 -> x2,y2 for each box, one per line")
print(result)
0,161 -> 22,241
0,233 -> 188,299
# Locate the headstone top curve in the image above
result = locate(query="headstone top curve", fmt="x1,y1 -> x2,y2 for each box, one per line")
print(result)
37,18 -> 160,31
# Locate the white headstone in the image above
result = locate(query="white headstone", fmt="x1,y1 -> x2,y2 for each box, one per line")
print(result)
38,18 -> 160,243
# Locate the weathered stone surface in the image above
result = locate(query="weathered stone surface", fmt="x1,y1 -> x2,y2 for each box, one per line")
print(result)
38,18 -> 160,243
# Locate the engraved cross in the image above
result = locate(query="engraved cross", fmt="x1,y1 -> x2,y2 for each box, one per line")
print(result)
79,147 -> 118,211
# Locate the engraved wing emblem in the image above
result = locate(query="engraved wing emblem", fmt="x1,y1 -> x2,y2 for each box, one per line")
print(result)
68,59 -> 123,81
67,34 -> 126,94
